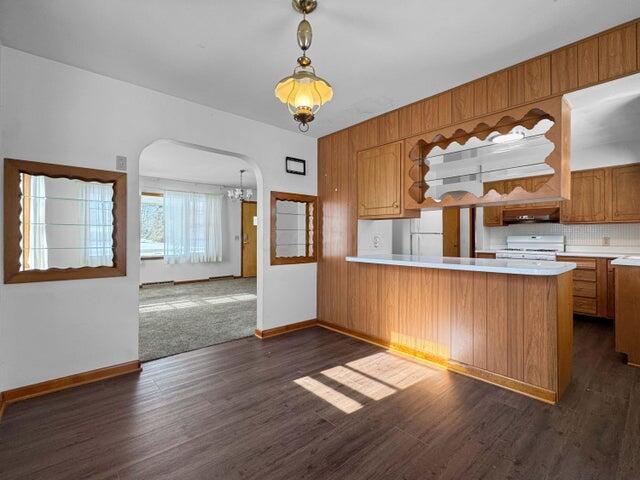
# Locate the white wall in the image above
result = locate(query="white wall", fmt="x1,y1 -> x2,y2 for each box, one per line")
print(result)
0,47 -> 317,391
139,176 -> 242,284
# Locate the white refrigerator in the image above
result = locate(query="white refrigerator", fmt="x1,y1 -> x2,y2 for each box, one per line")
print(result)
409,210 -> 443,257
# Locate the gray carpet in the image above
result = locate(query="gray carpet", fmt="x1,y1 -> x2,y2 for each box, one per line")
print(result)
139,277 -> 256,361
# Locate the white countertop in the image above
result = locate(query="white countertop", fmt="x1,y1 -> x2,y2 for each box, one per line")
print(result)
346,254 -> 576,276
611,256 -> 640,267
476,247 -> 640,259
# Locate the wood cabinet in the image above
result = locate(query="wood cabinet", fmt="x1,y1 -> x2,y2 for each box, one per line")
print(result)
608,163 -> 640,222
564,256 -> 611,318
476,252 -> 496,259
560,169 -> 607,223
482,181 -> 504,227
357,141 -> 417,219
599,24 -> 637,81
615,265 -> 640,366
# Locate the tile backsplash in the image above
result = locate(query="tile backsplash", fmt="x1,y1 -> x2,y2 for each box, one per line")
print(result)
487,223 -> 640,248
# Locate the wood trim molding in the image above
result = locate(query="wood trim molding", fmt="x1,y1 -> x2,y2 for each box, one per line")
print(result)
4,158 -> 127,284
270,191 -> 318,265
0,393 -> 6,421
255,319 -> 318,339
1,360 -> 141,407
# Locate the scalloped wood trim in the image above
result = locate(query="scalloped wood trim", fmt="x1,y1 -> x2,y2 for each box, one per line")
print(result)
403,96 -> 570,209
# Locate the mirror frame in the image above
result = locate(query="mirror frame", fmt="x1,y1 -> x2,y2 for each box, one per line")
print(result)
403,96 -> 571,210
270,191 -> 318,265
3,158 -> 127,283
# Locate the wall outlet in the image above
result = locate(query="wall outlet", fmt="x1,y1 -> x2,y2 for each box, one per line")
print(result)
116,155 -> 127,171
373,234 -> 381,249
602,236 -> 611,246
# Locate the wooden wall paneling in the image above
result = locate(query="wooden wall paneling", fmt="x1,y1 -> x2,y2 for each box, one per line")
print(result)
615,266 -> 640,366
472,272 -> 488,369
452,83 -> 475,123
450,270 -> 475,365
551,45 -> 578,94
317,135 -> 330,324
508,64 -> 525,106
473,78 -> 488,117
577,37 -> 600,87
436,270 -> 452,358
376,265 -> 400,341
524,55 -> 551,102
486,273 -> 509,376
556,272 -> 573,396
377,110 -> 399,145
332,129 -> 351,327
398,102 -> 424,138
351,118 -> 379,152
523,276 -> 555,390
397,267 -> 437,355
486,71 -> 509,113
347,129 -> 358,256
507,275 -> 525,382
422,97 -> 439,132
437,91 -> 452,126
599,24 -> 637,81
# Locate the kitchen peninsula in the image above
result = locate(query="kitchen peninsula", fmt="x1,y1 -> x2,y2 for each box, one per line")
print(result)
339,254 -> 576,403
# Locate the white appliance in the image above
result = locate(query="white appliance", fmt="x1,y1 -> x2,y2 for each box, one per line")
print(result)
496,235 -> 565,261
409,210 -> 443,256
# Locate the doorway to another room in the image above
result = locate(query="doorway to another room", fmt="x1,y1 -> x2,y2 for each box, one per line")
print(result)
138,141 -> 258,361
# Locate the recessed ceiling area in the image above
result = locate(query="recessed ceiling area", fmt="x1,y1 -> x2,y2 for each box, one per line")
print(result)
1,1 -> 639,137
140,141 -> 256,187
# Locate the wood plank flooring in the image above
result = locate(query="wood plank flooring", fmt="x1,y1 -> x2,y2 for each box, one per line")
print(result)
1,317 -> 639,479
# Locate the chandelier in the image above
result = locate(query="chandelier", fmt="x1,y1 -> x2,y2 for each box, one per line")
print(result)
227,169 -> 253,202
274,0 -> 333,132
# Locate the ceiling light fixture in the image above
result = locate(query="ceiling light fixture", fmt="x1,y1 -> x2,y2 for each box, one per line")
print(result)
227,169 -> 253,202
274,0 -> 333,133
488,127 -> 527,144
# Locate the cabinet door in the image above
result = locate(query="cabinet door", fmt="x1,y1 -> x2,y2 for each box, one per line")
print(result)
560,169 -> 606,223
607,260 -> 616,319
608,163 -> 640,222
483,181 -> 504,227
529,175 -> 559,208
357,142 -> 402,218
503,178 -> 533,210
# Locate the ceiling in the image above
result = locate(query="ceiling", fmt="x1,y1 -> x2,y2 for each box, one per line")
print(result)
1,1 -> 640,138
140,141 -> 256,187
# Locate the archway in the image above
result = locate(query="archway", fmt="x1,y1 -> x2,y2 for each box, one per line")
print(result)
137,139 -> 264,361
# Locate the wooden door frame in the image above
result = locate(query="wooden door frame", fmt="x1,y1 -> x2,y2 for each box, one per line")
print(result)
240,200 -> 257,278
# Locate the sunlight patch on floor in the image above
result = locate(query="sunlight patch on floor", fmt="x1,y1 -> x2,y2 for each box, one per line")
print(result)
294,376 -> 363,414
139,294 -> 256,313
321,365 -> 396,400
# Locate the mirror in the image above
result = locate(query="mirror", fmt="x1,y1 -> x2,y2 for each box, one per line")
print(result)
270,191 -> 317,265
19,174 -> 115,270
4,158 -> 126,283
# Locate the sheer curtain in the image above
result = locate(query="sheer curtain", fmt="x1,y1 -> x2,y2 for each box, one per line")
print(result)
82,181 -> 114,267
28,175 -> 49,270
164,191 -> 223,264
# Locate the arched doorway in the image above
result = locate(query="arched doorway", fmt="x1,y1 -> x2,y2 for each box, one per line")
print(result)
137,139 -> 263,361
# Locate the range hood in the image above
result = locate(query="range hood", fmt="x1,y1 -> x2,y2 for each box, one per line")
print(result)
502,206 -> 560,224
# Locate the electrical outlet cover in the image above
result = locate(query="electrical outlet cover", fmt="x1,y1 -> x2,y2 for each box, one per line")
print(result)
116,155 -> 127,171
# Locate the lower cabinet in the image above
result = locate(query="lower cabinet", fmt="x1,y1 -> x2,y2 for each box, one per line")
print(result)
563,256 -> 613,318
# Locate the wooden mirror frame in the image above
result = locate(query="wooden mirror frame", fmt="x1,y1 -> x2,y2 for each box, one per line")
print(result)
403,96 -> 571,210
270,191 -> 318,265
4,158 -> 127,283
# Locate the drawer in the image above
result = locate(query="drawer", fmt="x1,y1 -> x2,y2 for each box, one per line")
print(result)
573,280 -> 597,298
562,257 -> 596,269
476,253 -> 496,259
573,269 -> 596,282
574,296 -> 597,315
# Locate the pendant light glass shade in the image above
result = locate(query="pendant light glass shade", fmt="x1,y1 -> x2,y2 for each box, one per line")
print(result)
275,67 -> 333,129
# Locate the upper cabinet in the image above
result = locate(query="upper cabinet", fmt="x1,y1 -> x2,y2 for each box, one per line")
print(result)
598,24 -> 637,81
608,163 -> 640,222
560,169 -> 607,223
483,181 -> 504,227
357,142 -> 418,219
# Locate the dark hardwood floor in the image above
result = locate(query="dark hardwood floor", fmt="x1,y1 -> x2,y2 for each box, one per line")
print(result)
1,317 -> 639,479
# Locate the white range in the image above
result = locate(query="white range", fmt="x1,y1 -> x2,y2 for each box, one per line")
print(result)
495,235 -> 565,261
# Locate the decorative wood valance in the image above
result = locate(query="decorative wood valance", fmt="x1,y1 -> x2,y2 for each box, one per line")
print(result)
403,96 -> 571,210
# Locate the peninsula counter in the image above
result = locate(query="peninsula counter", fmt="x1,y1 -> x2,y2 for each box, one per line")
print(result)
330,254 -> 576,403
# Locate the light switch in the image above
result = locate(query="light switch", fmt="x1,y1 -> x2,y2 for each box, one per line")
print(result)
116,155 -> 127,171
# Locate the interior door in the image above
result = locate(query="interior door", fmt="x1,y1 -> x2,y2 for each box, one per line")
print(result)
442,208 -> 460,257
241,201 -> 257,277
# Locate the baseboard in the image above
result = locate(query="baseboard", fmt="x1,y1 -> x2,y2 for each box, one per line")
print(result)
255,319 -> 318,339
317,321 -> 555,404
1,360 -> 142,408
173,277 -> 211,285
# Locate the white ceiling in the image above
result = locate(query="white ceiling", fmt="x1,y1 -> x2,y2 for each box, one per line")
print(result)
140,141 -> 256,187
1,1 -> 639,138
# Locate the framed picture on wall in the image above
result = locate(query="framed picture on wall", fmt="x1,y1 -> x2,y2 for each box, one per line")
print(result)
285,157 -> 306,176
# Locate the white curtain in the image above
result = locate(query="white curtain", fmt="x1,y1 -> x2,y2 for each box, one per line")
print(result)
82,181 -> 114,267
164,190 -> 223,264
28,175 -> 48,270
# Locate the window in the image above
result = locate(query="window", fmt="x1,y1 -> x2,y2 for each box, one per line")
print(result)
140,193 -> 164,258
270,191 -> 317,265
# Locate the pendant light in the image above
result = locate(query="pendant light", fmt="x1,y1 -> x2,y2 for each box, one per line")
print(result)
227,169 -> 253,202
274,0 -> 333,132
